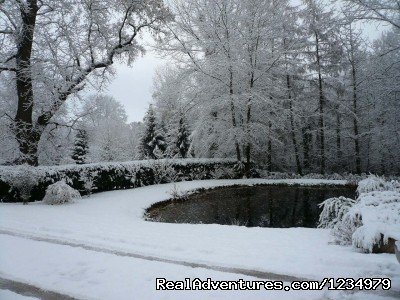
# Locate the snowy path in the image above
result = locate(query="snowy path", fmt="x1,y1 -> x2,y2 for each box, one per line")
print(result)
0,229 -> 306,282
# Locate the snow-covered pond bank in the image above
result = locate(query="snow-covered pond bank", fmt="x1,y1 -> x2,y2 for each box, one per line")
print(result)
0,179 -> 399,299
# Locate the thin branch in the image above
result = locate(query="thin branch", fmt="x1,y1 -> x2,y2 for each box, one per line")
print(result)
0,66 -> 16,73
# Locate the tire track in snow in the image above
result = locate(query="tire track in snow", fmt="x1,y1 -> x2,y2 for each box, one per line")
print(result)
0,276 -> 77,300
0,228 -> 307,282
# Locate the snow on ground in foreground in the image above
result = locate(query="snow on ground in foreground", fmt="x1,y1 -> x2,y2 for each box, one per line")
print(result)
0,290 -> 38,300
0,235 -> 395,300
0,179 -> 399,299
0,289 -> 37,300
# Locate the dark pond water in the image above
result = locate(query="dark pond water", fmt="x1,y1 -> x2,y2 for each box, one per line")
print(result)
146,184 -> 357,228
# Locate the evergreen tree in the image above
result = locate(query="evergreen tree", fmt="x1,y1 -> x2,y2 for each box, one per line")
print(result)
138,105 -> 167,159
169,111 -> 191,158
72,129 -> 89,164
151,128 -> 167,159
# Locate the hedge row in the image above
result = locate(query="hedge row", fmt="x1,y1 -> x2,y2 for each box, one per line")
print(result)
0,159 -> 242,203
3,158 -> 395,203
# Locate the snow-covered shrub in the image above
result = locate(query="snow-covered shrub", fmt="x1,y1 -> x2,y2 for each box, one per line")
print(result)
43,181 -> 81,205
190,165 -> 211,180
211,165 -> 235,179
322,176 -> 400,252
150,161 -> 179,184
356,175 -> 397,195
14,166 -> 39,203
0,159 -> 238,202
318,197 -> 356,229
0,165 -> 39,203
331,208 -> 363,246
349,191 -> 400,252
81,170 -> 97,195
388,180 -> 400,192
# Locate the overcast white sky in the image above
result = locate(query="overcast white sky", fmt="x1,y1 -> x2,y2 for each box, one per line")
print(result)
105,52 -> 164,123
105,3 -> 388,123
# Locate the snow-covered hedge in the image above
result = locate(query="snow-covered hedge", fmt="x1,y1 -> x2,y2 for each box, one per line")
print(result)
43,181 -> 81,205
357,175 -> 400,194
0,159 -> 240,203
319,176 -> 400,253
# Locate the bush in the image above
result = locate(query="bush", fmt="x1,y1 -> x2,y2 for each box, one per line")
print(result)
318,197 -> 356,229
43,181 -> 81,205
357,175 -> 386,194
348,191 -> 400,252
0,159 -> 239,203
331,208 -> 363,246
321,175 -> 400,252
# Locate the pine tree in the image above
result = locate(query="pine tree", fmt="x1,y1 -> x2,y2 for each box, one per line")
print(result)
151,128 -> 167,159
72,129 -> 88,164
138,105 -> 167,159
170,111 -> 191,158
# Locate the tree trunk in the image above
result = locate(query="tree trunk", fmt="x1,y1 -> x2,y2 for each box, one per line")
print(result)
229,68 -> 242,162
224,18 -> 241,164
335,103 -> 343,166
245,71 -> 255,177
352,68 -> 361,174
287,75 -> 302,175
302,125 -> 311,173
335,88 -> 343,169
13,0 -> 39,165
245,100 -> 252,176
315,32 -> 326,174
267,120 -> 272,172
366,100 -> 372,172
349,28 -> 362,174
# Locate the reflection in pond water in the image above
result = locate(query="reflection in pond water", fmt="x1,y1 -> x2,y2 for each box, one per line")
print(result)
146,185 -> 357,228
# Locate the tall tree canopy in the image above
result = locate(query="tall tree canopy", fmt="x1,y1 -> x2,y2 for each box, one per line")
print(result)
0,0 -> 170,165
151,0 -> 400,175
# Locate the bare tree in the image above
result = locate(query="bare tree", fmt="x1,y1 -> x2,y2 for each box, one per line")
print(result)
302,0 -> 342,174
341,0 -> 400,30
0,0 -> 170,165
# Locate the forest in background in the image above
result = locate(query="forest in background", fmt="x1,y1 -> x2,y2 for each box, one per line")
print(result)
0,0 -> 399,175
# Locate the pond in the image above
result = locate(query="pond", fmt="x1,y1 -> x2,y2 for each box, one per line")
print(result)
146,184 -> 357,228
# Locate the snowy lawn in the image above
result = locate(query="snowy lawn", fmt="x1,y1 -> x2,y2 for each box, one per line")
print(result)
0,179 -> 399,299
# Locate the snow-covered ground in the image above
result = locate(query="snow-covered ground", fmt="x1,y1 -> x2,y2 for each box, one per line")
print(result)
0,290 -> 37,300
0,179 -> 399,299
